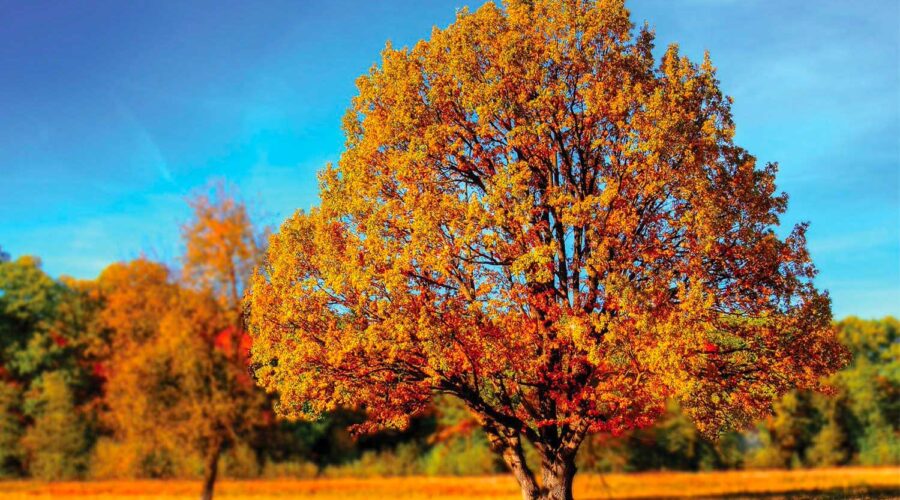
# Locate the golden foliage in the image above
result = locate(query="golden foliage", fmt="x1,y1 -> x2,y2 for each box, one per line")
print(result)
246,0 -> 847,496
182,181 -> 265,318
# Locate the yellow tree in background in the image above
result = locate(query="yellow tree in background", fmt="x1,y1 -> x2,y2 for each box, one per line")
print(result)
182,182 -> 265,323
180,183 -> 266,500
247,1 -> 847,499
95,259 -> 187,476
98,185 -> 265,500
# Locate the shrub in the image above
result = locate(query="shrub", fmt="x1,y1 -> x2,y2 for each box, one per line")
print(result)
222,442 -> 260,479
89,438 -> 142,479
422,433 -> 499,476
261,459 -> 319,479
323,443 -> 423,478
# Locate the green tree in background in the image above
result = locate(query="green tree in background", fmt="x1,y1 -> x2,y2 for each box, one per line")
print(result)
835,317 -> 899,465
0,256 -> 96,479
0,380 -> 23,477
747,391 -> 819,468
0,256 -> 62,380
21,371 -> 88,480
746,317 -> 898,468
576,401 -> 744,473
805,394 -> 852,467
422,396 -> 500,476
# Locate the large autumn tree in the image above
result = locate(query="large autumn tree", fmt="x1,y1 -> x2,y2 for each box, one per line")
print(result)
246,1 -> 846,499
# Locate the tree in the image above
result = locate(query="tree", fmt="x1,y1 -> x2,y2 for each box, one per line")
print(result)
96,259 -> 191,477
833,317 -> 899,465
98,187 -> 266,499
0,381 -> 23,477
806,395 -> 850,467
0,256 -> 62,380
181,183 -> 266,500
246,1 -> 847,499
423,396 -> 501,476
0,256 -> 59,477
747,391 -> 819,469
0,257 -> 101,479
21,371 -> 88,480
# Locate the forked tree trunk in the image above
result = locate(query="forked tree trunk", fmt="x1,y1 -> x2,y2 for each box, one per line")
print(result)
483,422 -> 587,500
506,452 -> 577,500
200,441 -> 222,500
487,429 -> 578,500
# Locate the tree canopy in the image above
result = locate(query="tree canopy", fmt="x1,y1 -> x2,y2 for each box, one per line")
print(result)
247,1 -> 847,498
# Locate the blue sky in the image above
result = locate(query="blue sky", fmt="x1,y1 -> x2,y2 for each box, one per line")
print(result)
0,0 -> 896,318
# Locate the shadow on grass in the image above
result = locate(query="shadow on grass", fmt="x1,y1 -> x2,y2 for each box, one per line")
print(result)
585,486 -> 900,499
715,487 -> 900,499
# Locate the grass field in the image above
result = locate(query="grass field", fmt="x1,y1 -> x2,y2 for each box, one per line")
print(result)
1,468 -> 898,499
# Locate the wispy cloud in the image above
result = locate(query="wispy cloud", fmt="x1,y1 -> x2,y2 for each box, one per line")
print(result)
114,97 -> 174,183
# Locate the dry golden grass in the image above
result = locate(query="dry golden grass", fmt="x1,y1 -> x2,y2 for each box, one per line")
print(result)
0,468 -> 898,499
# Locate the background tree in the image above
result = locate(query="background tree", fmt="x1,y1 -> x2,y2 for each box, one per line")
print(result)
746,391 -> 818,469
745,317 -> 898,469
0,256 -> 62,380
805,394 -> 851,467
20,371 -> 88,480
180,183 -> 266,500
0,256 -> 97,479
834,317 -> 899,465
0,380 -> 22,477
182,181 -> 265,322
0,255 -> 59,478
97,185 -> 265,499
422,396 -> 502,476
247,1 -> 847,499
95,259 -> 190,477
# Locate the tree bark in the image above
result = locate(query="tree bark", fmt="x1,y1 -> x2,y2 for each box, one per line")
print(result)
485,428 -> 540,500
200,441 -> 222,500
503,442 -> 541,500
539,456 -> 576,500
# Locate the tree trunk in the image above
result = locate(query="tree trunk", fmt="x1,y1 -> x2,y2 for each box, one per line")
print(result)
485,429 -> 540,500
482,421 -> 583,500
502,441 -> 541,500
539,456 -> 576,500
200,441 -> 222,500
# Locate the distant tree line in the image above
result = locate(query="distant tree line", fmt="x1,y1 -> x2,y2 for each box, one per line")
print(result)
0,198 -> 896,486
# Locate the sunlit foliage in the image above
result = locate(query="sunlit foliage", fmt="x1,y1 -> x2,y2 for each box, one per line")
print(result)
247,1 -> 846,498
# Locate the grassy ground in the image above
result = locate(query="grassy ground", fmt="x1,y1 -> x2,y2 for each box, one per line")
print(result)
0,468 -> 898,499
